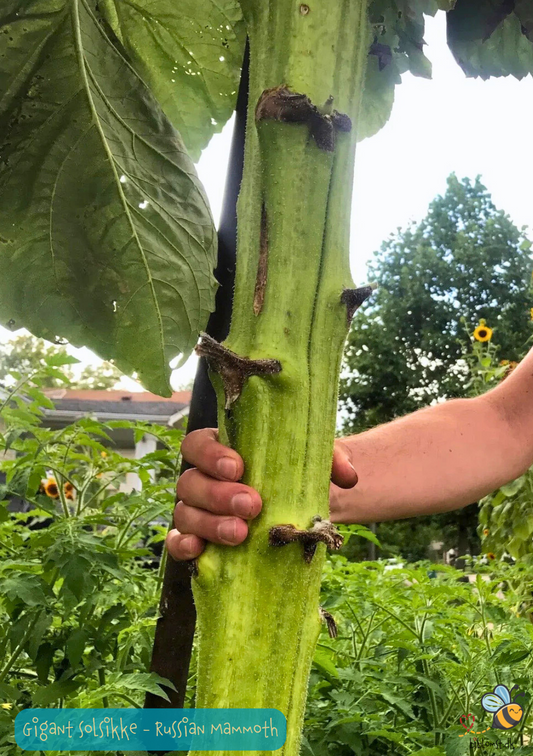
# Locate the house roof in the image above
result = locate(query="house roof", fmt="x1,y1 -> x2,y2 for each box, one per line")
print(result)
43,389 -> 191,404
41,389 -> 192,426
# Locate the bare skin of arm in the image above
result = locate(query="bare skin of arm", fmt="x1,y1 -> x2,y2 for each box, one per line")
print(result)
167,346 -> 533,561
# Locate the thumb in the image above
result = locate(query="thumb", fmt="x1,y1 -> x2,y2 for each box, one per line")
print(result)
331,440 -> 358,489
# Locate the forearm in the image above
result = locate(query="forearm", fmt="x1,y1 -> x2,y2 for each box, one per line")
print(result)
331,391 -> 533,524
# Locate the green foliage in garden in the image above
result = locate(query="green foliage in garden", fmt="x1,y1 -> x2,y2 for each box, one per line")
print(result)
340,175 -> 533,434
2,363 -> 533,756
0,335 -> 122,390
465,335 -> 533,565
305,557 -> 533,756
0,0 -> 219,396
480,470 -> 533,565
0,359 -> 182,752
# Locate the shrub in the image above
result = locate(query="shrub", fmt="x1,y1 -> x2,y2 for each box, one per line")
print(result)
0,362 -> 182,753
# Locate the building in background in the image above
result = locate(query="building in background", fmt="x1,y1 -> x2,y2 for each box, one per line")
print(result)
0,388 -> 191,499
42,389 -> 191,492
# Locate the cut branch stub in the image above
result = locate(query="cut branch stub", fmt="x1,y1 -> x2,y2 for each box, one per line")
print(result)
340,283 -> 376,325
195,333 -> 282,409
319,607 -> 338,639
256,86 -> 352,152
269,515 -> 344,563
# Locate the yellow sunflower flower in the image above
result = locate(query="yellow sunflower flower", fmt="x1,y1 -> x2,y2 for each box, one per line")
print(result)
483,528 -> 489,537
486,552 -> 496,560
0,703 -> 12,710
500,361 -> 519,382
473,320 -> 493,343
64,481 -> 75,501
530,307 -> 533,321
43,477 -> 59,499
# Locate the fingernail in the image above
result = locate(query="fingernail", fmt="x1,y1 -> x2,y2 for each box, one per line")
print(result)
218,519 -> 238,544
231,493 -> 253,518
217,457 -> 238,480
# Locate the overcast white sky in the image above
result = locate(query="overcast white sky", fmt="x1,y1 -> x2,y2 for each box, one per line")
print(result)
2,12 -> 533,391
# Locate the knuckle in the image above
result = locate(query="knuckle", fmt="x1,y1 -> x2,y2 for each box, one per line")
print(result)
209,481 -> 239,513
176,468 -> 195,500
173,501 -> 188,531
180,432 -> 195,456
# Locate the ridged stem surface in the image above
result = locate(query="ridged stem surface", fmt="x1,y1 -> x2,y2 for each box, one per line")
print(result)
191,3 -> 369,755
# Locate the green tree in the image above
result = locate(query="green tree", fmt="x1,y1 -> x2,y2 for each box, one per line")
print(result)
341,175 -> 533,434
0,334 -> 123,390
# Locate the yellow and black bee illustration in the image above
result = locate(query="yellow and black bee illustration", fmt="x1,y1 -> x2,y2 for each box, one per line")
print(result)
481,684 -> 525,730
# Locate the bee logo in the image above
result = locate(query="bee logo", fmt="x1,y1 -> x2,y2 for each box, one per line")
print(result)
481,684 -> 525,730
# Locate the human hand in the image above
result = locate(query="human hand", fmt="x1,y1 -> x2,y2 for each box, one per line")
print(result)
166,428 -> 358,561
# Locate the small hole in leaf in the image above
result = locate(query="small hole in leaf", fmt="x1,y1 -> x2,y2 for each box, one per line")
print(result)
300,3 -> 310,14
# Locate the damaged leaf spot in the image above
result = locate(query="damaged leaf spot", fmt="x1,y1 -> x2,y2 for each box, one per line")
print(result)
196,333 -> 281,409
319,607 -> 338,638
255,86 -> 352,152
369,41 -> 393,71
340,284 -> 376,325
253,203 -> 269,316
269,515 -> 344,563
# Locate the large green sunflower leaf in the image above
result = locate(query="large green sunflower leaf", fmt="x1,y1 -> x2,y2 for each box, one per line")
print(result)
0,0 -> 218,397
447,0 -> 533,79
97,0 -> 246,161
359,0 -> 453,141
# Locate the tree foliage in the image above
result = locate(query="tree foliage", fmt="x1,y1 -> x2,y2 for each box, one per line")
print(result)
340,175 -> 533,433
0,334 -> 123,390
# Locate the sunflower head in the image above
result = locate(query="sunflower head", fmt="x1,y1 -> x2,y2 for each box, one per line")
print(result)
44,477 -> 59,499
473,319 -> 493,343
483,528 -> 490,537
530,307 -> 533,321
486,552 -> 496,560
64,481 -> 75,500
500,360 -> 519,382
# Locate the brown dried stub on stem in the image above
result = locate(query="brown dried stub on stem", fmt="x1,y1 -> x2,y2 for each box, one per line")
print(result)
269,515 -> 344,563
196,333 -> 282,409
256,86 -> 352,152
340,283 -> 376,325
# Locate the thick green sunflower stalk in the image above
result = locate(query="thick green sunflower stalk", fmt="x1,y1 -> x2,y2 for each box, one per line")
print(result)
190,2 -> 371,754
